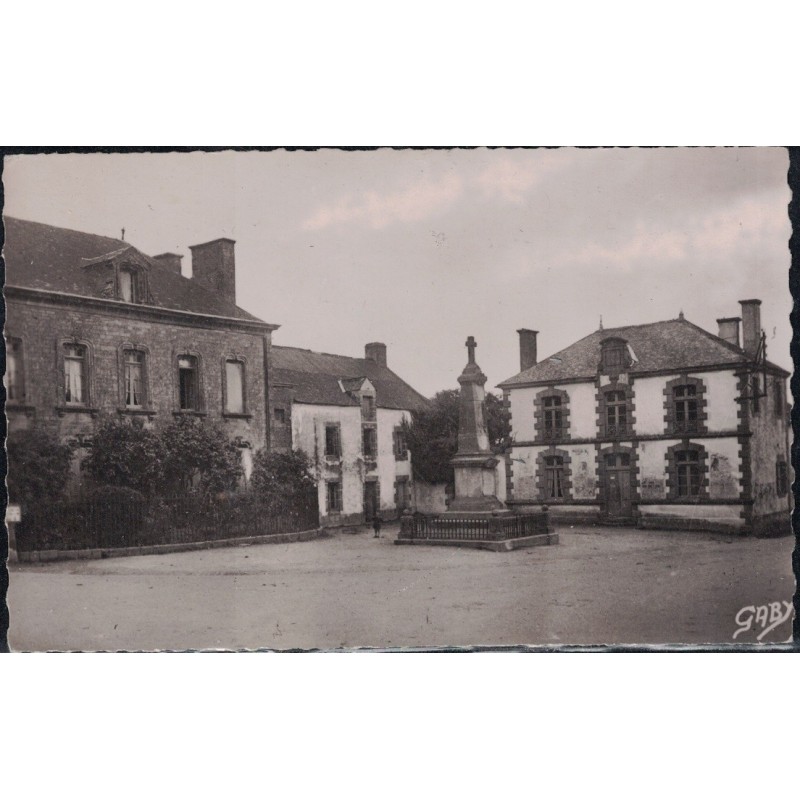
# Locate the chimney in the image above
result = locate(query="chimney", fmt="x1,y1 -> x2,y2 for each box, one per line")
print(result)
716,316 -> 741,348
365,342 -> 387,368
739,299 -> 762,357
152,252 -> 184,275
190,238 -> 237,307
517,328 -> 538,372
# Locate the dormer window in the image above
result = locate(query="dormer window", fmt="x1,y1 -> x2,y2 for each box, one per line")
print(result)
118,266 -> 146,303
600,338 -> 628,373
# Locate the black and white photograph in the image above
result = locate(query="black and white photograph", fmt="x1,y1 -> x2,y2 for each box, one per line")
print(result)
2,147 -> 794,650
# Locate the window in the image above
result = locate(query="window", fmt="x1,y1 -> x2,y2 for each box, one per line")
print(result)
64,343 -> 88,404
605,452 -> 630,468
543,396 -> 562,434
274,407 -> 286,424
544,455 -> 565,499
605,390 -> 628,435
774,379 -> 783,416
124,349 -> 146,408
675,450 -> 701,497
361,395 -> 376,420
601,338 -> 628,372
362,426 -> 377,458
776,461 -> 788,497
119,268 -> 140,303
393,427 -> 408,460
673,384 -> 698,432
325,424 -> 341,458
326,481 -> 342,513
224,359 -> 245,414
5,337 -> 24,403
178,355 -> 200,411
535,389 -> 570,443
751,376 -> 761,414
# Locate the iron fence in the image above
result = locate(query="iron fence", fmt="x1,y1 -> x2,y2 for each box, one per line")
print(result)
15,490 -> 320,552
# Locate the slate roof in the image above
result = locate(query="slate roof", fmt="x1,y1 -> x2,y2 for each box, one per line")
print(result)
2,216 -> 264,323
498,317 -> 789,388
271,345 -> 428,411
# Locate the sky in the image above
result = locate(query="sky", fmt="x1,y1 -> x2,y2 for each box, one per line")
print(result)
3,148 -> 792,397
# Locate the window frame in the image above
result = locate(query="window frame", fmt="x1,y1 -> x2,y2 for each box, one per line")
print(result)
58,338 -> 94,409
534,388 -> 570,443
326,480 -> 343,513
222,356 -> 249,417
4,336 -> 25,404
666,442 -> 708,501
663,376 -> 708,436
324,423 -> 342,459
536,448 -> 573,502
393,426 -> 408,460
173,350 -> 205,415
362,424 -> 378,459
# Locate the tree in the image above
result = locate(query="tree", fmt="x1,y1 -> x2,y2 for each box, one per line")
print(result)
403,389 -> 511,484
250,449 -> 317,513
159,415 -> 243,496
6,427 -> 73,508
82,417 -> 166,496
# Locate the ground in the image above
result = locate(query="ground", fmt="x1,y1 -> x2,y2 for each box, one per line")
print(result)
7,523 -> 795,650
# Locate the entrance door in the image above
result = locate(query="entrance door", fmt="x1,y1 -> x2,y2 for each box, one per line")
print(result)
363,481 -> 379,522
604,453 -> 633,519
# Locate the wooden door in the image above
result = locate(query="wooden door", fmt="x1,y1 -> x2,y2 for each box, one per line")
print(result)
363,482 -> 379,521
604,453 -> 632,518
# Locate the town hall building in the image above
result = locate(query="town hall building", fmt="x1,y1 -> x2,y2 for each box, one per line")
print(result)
498,302 -> 790,536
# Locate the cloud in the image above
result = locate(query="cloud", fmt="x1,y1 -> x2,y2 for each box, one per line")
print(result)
303,172 -> 464,230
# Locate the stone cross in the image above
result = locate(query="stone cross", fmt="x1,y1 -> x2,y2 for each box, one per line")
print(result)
466,335 -> 477,364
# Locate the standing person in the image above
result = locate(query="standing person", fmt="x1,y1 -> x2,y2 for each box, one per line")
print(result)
372,514 -> 382,538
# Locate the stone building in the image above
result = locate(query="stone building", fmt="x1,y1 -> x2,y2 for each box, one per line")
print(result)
268,342 -> 428,526
498,303 -> 790,536
3,217 -> 278,488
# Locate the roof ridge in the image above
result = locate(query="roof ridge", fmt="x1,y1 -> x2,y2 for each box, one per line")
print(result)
272,344 -> 365,361
4,215 -> 125,247
676,316 -> 747,358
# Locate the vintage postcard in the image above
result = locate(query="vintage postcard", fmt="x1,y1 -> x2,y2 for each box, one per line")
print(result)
2,147 -> 794,650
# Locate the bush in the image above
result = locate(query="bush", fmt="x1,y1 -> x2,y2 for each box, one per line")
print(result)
82,417 -> 166,496
159,415 -> 243,496
250,449 -> 317,513
80,485 -> 147,547
6,427 -> 73,509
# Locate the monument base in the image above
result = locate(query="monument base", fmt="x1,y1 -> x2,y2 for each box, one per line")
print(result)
396,508 -> 557,552
395,531 -> 559,552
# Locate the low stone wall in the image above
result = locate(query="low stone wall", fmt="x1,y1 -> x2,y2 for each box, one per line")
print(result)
16,527 -> 326,564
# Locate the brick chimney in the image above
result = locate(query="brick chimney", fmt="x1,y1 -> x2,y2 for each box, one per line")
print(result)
365,342 -> 387,367
152,252 -> 184,275
517,328 -> 538,372
716,316 -> 741,348
739,299 -> 762,357
190,238 -> 237,307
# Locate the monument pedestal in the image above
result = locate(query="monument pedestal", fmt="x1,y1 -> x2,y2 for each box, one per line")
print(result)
395,334 -> 558,552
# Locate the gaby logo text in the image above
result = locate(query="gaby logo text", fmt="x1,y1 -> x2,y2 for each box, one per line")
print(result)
733,601 -> 793,641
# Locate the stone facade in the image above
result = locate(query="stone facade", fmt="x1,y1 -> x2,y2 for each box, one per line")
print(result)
499,308 -> 791,535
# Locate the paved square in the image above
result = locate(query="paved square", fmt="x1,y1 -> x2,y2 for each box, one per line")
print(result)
7,523 -> 794,650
